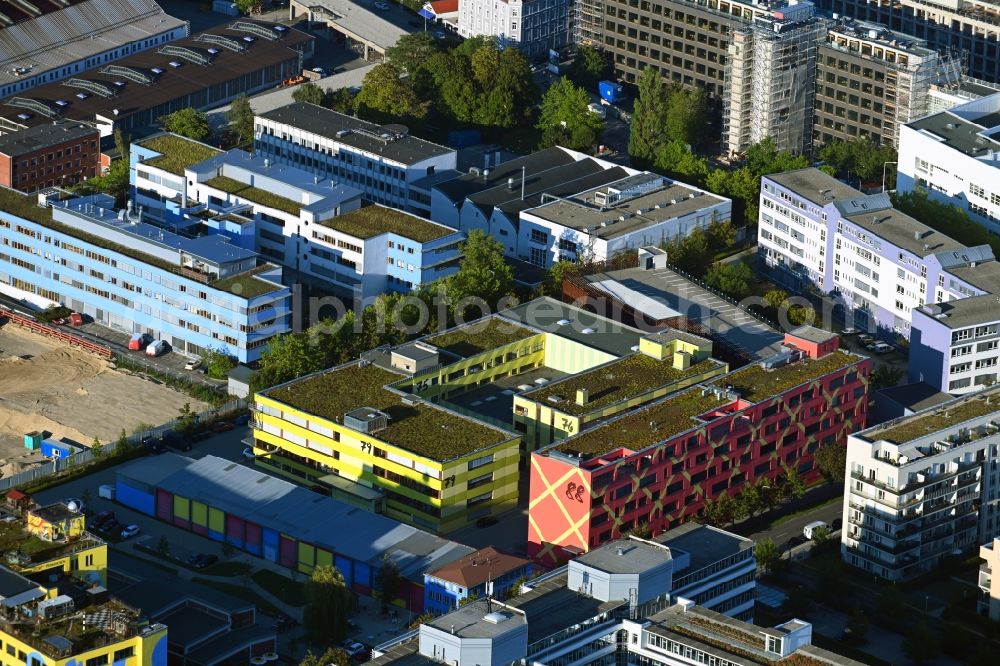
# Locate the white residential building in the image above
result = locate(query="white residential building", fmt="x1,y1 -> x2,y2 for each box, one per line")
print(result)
457,0 -> 570,58
898,92 -> 1000,238
254,102 -> 457,217
841,385 -> 1000,581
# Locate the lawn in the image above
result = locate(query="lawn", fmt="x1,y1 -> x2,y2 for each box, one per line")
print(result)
140,135 -> 222,175
719,350 -> 859,402
212,265 -> 284,299
319,205 -> 452,243
205,175 -> 303,216
426,318 -> 537,357
870,393 -> 998,444
252,569 -> 307,606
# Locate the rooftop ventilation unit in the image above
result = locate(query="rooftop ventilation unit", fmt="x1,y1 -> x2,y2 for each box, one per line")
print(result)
343,408 -> 389,434
760,349 -> 800,370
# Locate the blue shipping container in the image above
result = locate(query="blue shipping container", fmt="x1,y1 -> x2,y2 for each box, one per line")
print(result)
599,81 -> 623,104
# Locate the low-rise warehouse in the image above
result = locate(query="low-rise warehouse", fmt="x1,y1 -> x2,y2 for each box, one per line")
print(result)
113,454 -> 474,611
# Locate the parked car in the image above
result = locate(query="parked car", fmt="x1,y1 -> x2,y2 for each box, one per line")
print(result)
102,519 -> 123,535
120,524 -> 140,539
858,334 -> 875,345
840,327 -> 857,335
162,431 -> 191,452
311,67 -> 327,76
189,430 -> 211,442
475,515 -> 498,528
241,447 -> 255,461
92,510 -> 115,530
869,342 -> 894,354
184,358 -> 202,371
233,413 -> 251,426
145,340 -> 168,357
128,333 -> 153,351
374,1 -> 390,9
784,535 -> 807,550
341,641 -> 369,660
193,554 -> 219,569
803,520 -> 828,540
212,421 -> 234,433
143,436 -> 166,454
67,312 -> 84,326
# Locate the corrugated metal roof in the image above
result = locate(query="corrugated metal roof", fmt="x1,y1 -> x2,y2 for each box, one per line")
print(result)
119,455 -> 473,581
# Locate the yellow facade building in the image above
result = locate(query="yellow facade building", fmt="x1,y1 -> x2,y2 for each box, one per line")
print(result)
0,502 -> 167,666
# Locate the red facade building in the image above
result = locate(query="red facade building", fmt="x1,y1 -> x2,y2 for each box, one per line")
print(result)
0,121 -> 99,192
528,327 -> 872,565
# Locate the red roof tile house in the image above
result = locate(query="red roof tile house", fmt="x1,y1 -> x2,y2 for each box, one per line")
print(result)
423,547 -> 534,614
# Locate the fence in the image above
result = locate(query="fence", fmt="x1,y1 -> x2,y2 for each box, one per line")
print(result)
0,306 -> 113,359
0,397 -> 248,493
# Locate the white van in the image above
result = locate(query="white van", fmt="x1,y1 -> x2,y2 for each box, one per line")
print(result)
803,520 -> 829,540
145,340 -> 168,357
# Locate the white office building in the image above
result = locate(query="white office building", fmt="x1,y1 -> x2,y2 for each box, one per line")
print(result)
457,0 -> 570,58
254,102 -> 457,217
841,385 -> 1000,581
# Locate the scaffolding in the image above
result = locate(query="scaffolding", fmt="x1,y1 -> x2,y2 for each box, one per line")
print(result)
723,11 -> 828,157
572,0 -> 603,47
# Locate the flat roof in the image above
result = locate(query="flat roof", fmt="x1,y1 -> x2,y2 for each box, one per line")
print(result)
499,297 -> 647,357
826,19 -> 935,57
787,325 -> 837,345
0,566 -> 39,599
186,623 -> 275,665
862,385 -> 1000,444
842,204 -> 965,258
0,121 -> 96,156
262,362 -> 513,461
576,538 -> 671,574
138,134 -> 223,175
523,353 -> 725,416
157,605 -> 228,648
433,146 -> 577,205
509,573 -> 624,645
302,0 -> 410,51
118,454 -> 474,581
425,599 -> 526,638
877,381 -> 954,414
657,523 -> 752,574
258,102 -> 453,165
424,317 -> 539,358
0,0 -> 188,88
765,168 -> 862,206
908,110 -> 1000,158
527,176 -> 726,239
319,205 -> 455,243
553,350 -> 861,457
0,22 -> 311,130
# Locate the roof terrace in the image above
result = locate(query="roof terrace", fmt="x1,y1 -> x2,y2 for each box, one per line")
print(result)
204,175 -> 302,216
263,362 -> 513,461
318,205 -> 455,243
525,354 -> 724,415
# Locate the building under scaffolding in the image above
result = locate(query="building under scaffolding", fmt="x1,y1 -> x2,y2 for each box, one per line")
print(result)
572,0 -> 602,47
723,1 -> 827,157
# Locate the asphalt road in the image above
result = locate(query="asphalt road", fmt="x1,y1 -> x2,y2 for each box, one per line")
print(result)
743,497 -> 844,549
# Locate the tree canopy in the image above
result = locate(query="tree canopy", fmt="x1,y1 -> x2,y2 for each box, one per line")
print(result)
818,137 -> 897,184
704,261 -> 754,299
629,67 -> 671,164
226,94 -> 254,146
445,229 -> 514,321
892,188 -> 1000,257
293,82 -> 326,106
355,63 -> 426,123
304,565 -> 352,643
385,32 -> 442,74
160,108 -> 210,142
567,46 -> 609,91
537,77 -> 604,151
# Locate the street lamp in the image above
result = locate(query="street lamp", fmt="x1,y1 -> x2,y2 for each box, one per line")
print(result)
882,161 -> 897,193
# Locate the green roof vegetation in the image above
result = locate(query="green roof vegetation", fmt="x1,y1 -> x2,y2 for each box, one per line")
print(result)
529,355 -> 723,415
555,389 -> 728,457
212,265 -> 284,299
426,318 -> 538,357
140,134 -> 222,175
266,363 -> 511,460
714,350 -> 858,402
871,391 -> 1000,444
205,175 -> 303,216
318,205 -> 453,242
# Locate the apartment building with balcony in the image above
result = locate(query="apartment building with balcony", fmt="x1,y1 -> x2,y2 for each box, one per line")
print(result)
841,385 -> 1000,581
815,0 -> 1000,83
529,325 -> 871,564
759,168 -> 1000,394
254,102 -> 457,217
371,534 -> 860,666
814,19 -> 961,148
979,537 -> 1000,620
898,92 -> 1000,238
0,185 -> 291,363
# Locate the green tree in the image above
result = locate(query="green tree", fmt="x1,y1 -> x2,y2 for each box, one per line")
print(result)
90,437 -> 104,460
537,77 -> 604,151
385,32 -> 442,74
763,289 -> 789,310
304,565 -> 352,643
704,261 -> 753,299
626,522 -> 652,539
787,304 -> 816,326
226,94 -> 254,146
458,593 -> 479,607
902,623 -> 941,666
876,585 -> 905,616
445,229 -> 514,320
653,140 -> 709,185
892,189 -> 1000,257
508,576 -> 528,600
327,87 -> 356,114
781,464 -> 805,501
811,525 -> 832,545
629,66 -> 670,164
176,402 -> 197,436
377,555 -> 403,615
706,218 -> 737,250
408,613 -> 435,629
300,649 -> 350,666
76,128 -> 131,204
740,481 -> 764,518
567,45 -> 608,91
355,63 -> 426,123
665,84 -> 709,148
221,541 -> 235,559
664,226 -> 710,276
846,606 -> 869,642
543,261 -> 580,297
818,137 -> 897,183
814,443 -> 847,484
115,428 -> 129,457
203,347 -> 238,380
872,365 -> 904,389
160,108 -> 211,142
157,534 -> 170,556
235,0 -> 260,14
755,538 -> 781,575
293,82 -> 326,106
783,586 -> 811,616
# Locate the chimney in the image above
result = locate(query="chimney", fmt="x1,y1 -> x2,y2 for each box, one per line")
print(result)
576,388 -> 589,406
616,546 -> 624,556
483,168 -> 490,182
263,158 -> 270,169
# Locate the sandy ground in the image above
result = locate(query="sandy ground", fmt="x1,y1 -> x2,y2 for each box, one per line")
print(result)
0,324 -> 210,474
